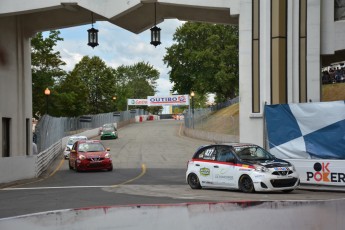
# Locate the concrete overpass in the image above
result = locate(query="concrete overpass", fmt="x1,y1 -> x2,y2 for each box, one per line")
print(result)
1,0 -> 345,182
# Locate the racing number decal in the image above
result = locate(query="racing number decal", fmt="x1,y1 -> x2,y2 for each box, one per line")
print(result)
204,148 -> 215,160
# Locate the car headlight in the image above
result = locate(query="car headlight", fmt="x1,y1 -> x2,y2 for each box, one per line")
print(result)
105,153 -> 111,158
290,164 -> 296,171
79,155 -> 86,160
112,131 -> 115,134
101,132 -> 104,135
254,164 -> 269,172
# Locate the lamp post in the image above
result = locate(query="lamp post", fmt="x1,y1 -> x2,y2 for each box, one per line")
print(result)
191,91 -> 195,129
44,87 -> 50,115
112,96 -> 117,111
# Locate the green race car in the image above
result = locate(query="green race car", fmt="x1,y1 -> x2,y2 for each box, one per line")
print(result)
100,124 -> 118,140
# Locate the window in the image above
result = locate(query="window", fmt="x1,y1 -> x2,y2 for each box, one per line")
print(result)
195,147 -> 216,160
2,118 -> 11,157
26,118 -> 30,156
216,146 -> 235,162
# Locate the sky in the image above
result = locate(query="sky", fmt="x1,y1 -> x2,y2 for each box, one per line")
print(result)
54,19 -> 183,96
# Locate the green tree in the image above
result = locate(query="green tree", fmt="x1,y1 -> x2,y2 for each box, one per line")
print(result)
31,30 -> 66,118
52,72 -> 89,117
115,62 -> 160,112
65,56 -> 117,114
163,22 -> 239,103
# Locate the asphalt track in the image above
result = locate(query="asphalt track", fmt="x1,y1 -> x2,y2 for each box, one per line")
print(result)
0,120 -> 345,219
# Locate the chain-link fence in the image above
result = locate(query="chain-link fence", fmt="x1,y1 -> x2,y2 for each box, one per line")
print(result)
184,97 -> 239,134
34,109 -> 147,152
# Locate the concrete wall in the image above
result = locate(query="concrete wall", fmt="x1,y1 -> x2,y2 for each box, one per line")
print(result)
1,200 -> 344,229
183,127 -> 239,143
0,16 -> 33,157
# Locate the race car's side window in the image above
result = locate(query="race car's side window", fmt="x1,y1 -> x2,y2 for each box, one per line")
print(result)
195,147 -> 216,160
216,146 -> 235,162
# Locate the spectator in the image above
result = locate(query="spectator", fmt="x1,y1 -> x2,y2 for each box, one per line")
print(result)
32,142 -> 38,155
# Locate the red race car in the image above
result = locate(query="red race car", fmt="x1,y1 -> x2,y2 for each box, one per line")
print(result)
69,140 -> 113,172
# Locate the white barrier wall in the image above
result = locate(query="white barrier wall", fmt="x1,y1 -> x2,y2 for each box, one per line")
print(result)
0,156 -> 36,184
288,159 -> 345,186
1,200 -> 344,230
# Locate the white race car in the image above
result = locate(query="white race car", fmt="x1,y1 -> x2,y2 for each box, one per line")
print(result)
63,135 -> 88,159
186,143 -> 300,193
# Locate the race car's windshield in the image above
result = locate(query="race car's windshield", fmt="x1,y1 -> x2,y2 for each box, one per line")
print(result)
234,146 -> 275,161
78,143 -> 105,152
103,127 -> 114,132
67,137 -> 86,145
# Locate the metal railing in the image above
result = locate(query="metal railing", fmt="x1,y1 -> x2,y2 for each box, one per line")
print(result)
35,140 -> 62,177
184,97 -> 239,131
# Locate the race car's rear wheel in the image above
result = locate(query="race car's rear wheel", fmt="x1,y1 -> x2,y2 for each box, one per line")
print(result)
188,173 -> 202,189
239,175 -> 255,193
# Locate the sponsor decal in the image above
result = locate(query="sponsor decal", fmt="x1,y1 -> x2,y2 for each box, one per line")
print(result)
200,167 -> 210,176
306,162 -> 345,183
274,167 -> 289,171
254,175 -> 265,178
147,95 -> 189,106
239,168 -> 252,171
215,175 -> 233,180
127,99 -> 148,106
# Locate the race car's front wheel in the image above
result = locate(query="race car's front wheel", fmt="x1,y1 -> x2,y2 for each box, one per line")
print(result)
239,175 -> 255,193
187,173 -> 202,189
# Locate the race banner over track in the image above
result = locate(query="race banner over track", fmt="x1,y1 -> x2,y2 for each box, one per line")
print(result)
265,101 -> 345,159
127,99 -> 148,106
147,95 -> 189,106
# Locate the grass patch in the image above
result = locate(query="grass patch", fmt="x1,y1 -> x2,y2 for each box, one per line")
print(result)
322,83 -> 345,101
195,103 -> 239,136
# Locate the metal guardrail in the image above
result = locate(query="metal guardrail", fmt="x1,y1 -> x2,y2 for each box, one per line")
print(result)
35,140 -> 62,177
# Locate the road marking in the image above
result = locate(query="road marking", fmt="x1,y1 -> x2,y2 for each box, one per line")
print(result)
110,164 -> 146,188
1,164 -> 147,191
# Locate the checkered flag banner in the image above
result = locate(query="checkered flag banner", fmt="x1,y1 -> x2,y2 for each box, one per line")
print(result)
265,101 -> 345,159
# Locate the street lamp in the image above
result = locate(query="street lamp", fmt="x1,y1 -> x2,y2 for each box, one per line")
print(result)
44,87 -> 50,115
112,96 -> 117,111
150,3 -> 161,47
190,91 -> 195,129
87,12 -> 99,48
